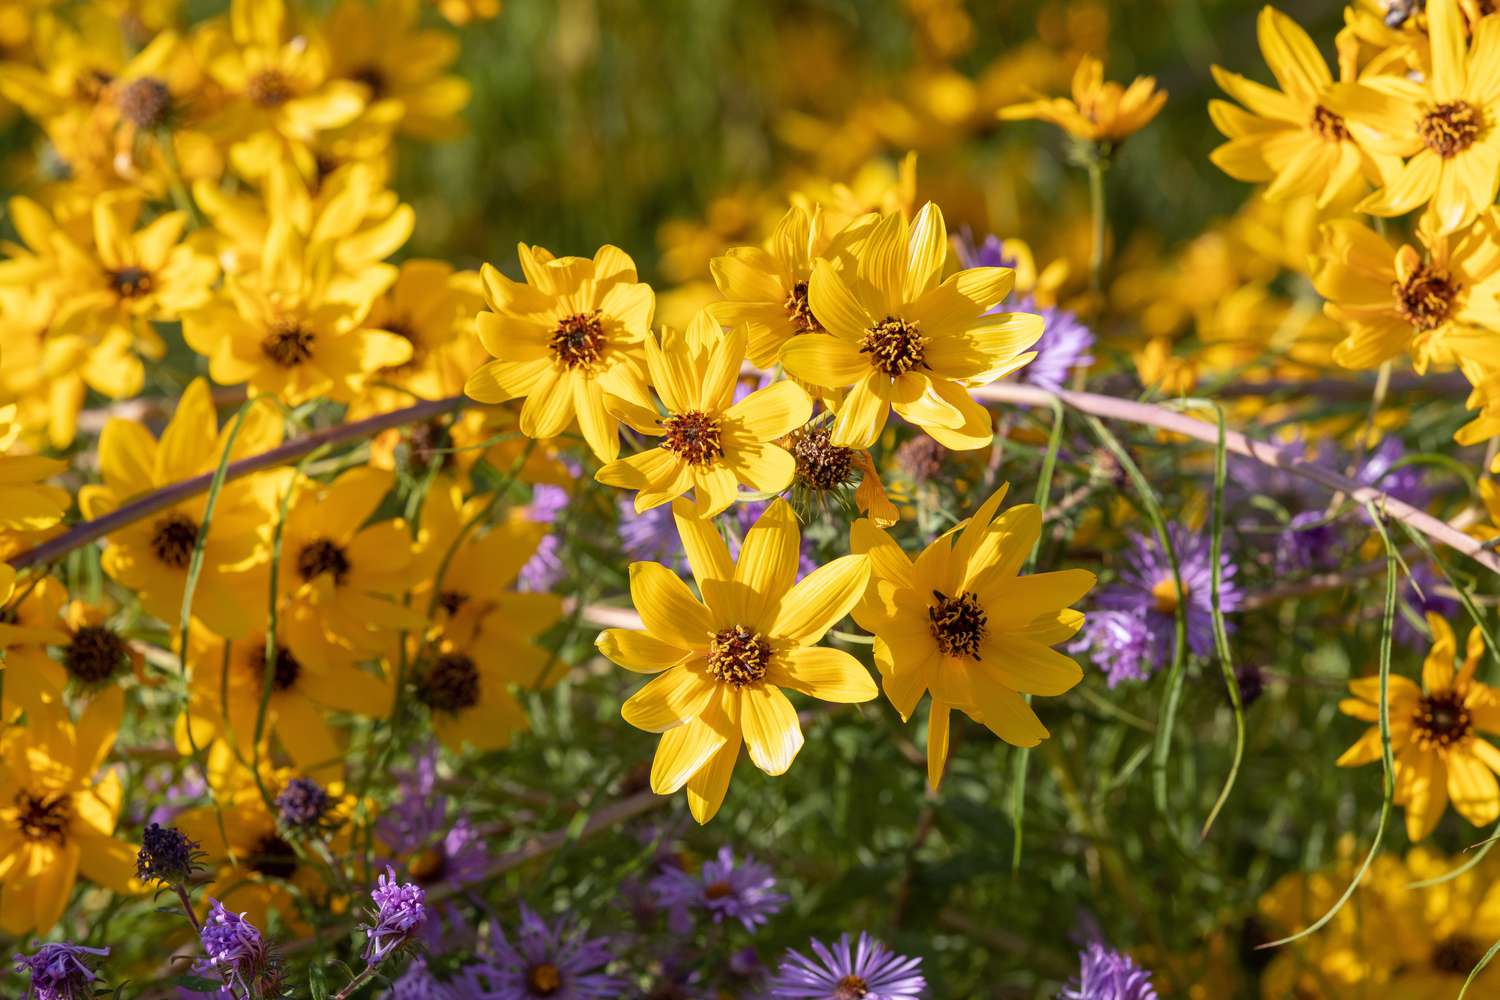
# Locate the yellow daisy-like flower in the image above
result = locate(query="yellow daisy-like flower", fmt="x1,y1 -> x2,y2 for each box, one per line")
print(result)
351,259 -> 481,416
850,484 -> 1094,789
597,317 -> 812,517
0,402 -> 68,535
596,499 -> 875,823
1327,0 -> 1500,234
1313,212 -> 1500,370
780,202 -> 1040,450
1209,7 -> 1401,208
708,203 -> 855,368
1336,612 -> 1500,841
464,243 -> 656,462
999,54 -> 1166,145
323,0 -> 470,140
276,466 -> 426,671
5,598 -> 146,702
183,222 -> 410,404
0,577 -> 69,716
0,690 -> 140,935
78,379 -> 283,639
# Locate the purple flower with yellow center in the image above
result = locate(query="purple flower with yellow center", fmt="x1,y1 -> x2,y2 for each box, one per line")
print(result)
1009,296 -> 1094,389
13,942 -> 109,1000
770,932 -> 926,999
651,846 -> 787,933
1060,943 -> 1158,1000
1075,526 -> 1240,685
364,866 -> 428,962
458,905 -> 622,999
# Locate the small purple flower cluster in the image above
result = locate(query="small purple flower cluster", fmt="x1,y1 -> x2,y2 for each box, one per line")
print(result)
13,943 -> 108,1000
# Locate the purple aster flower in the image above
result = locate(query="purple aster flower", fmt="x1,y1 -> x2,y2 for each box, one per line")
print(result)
389,957 -> 461,999
1010,296 -> 1094,389
1071,610 -> 1154,687
458,905 -> 622,999
197,900 -> 270,996
1350,436 -> 1429,511
364,867 -> 428,963
518,534 -> 564,592
770,932 -> 926,999
13,943 -> 108,1000
1060,943 -> 1158,1000
651,846 -> 787,933
143,768 -> 208,826
1076,526 -> 1240,685
1273,510 -> 1342,575
619,499 -> 689,573
953,230 -> 1015,270
529,484 -> 571,524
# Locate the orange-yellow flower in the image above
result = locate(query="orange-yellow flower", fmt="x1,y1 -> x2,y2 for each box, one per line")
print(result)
999,54 -> 1166,144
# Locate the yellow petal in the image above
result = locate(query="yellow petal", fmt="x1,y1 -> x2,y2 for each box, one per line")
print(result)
768,647 -> 877,703
733,498 -> 801,626
769,553 -> 870,645
596,628 -> 690,673
629,561 -> 714,650
622,664 -> 716,732
739,683 -> 803,775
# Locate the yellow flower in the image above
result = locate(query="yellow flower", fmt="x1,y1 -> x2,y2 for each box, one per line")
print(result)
5,598 -> 146,704
78,379 -> 283,639
1209,7 -> 1401,208
0,402 -> 68,534
323,0 -> 470,139
276,466 -> 426,672
596,499 -> 875,823
429,0 -> 499,25
1327,0 -> 1500,234
708,204 -> 854,368
850,484 -> 1092,789
1314,213 -> 1500,371
200,0 -> 367,179
781,203 -> 1039,450
1336,613 -> 1500,841
999,54 -> 1166,145
0,576 -> 68,716
597,317 -> 812,517
464,243 -> 656,462
0,690 -> 139,935
183,221 -> 411,404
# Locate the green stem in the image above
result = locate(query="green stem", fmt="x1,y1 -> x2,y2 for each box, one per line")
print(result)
1087,158 -> 1107,295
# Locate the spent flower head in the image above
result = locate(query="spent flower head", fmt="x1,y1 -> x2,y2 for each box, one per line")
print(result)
136,822 -> 201,885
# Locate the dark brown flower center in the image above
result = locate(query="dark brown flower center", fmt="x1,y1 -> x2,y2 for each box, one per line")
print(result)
929,590 -> 987,659
707,625 -> 771,687
527,963 -> 562,995
1432,933 -> 1485,974
250,643 -> 301,692
247,69 -> 292,108
296,538 -> 351,585
704,880 -> 734,899
438,590 -> 469,616
117,76 -> 172,128
64,625 -> 130,684
1419,100 -> 1483,158
407,844 -> 448,884
1414,689 -> 1472,749
151,513 -> 199,569
399,419 -> 454,476
791,424 -> 856,491
783,280 -> 821,333
350,65 -> 387,100
15,791 -> 71,844
549,311 -> 606,369
109,265 -> 153,299
417,653 -> 481,713
834,976 -> 870,1000
1393,264 -> 1460,332
860,316 -> 927,377
1310,104 -> 1350,142
661,410 -> 724,466
261,321 -> 316,368
249,832 -> 299,879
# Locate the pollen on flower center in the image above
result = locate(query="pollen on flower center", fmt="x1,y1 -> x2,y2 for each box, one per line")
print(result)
928,590 -> 987,659
249,832 -> 299,879
859,316 -> 927,377
1432,934 -> 1485,974
416,653 -> 481,712
707,625 -> 772,687
1392,264 -> 1460,332
791,424 -> 856,492
549,311 -> 606,369
15,790 -> 71,844
1309,104 -> 1350,143
1418,100 -> 1483,158
109,265 -> 154,299
117,76 -> 172,128
261,321 -> 316,368
247,69 -> 292,108
1413,689 -> 1472,749
1150,576 -> 1184,614
661,410 -> 724,466
784,280 -> 822,333
527,962 -> 563,995
64,625 -> 130,684
296,537 -> 351,585
833,975 -> 870,1000
150,513 -> 199,569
